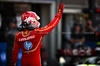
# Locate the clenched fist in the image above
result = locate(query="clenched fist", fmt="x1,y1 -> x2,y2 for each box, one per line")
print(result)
58,3 -> 65,14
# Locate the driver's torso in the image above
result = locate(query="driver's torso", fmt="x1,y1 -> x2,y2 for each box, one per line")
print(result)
16,29 -> 42,55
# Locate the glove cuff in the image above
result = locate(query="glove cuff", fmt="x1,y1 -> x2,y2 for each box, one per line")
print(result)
55,13 -> 62,19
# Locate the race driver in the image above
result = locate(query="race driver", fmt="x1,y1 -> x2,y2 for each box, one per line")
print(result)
11,3 -> 65,66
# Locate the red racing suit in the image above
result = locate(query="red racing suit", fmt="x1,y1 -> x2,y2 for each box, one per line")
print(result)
11,13 -> 62,66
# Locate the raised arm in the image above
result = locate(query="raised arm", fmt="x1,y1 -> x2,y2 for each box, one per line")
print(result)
11,35 -> 20,66
35,3 -> 65,36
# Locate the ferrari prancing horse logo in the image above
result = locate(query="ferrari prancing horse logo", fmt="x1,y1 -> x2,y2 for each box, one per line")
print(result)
25,31 -> 28,34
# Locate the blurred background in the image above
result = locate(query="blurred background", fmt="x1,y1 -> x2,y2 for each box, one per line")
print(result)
0,0 -> 100,66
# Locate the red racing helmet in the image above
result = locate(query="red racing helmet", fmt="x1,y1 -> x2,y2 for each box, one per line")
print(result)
21,11 -> 40,28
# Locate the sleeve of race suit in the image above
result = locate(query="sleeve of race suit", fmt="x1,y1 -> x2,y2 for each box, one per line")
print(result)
35,13 -> 62,37
11,35 -> 20,66
35,3 -> 64,36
